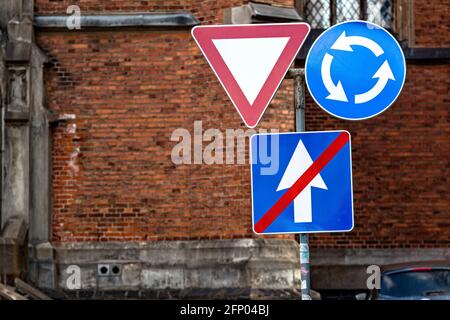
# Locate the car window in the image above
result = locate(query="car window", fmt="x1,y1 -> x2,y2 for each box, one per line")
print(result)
381,269 -> 450,298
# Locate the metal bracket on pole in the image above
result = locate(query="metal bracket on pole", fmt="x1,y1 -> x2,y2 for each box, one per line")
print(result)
286,68 -> 311,300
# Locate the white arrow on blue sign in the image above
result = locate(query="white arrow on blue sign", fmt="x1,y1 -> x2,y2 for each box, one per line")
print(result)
305,20 -> 406,120
250,131 -> 354,235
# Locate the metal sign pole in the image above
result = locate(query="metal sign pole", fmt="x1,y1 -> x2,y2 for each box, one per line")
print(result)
287,68 -> 311,300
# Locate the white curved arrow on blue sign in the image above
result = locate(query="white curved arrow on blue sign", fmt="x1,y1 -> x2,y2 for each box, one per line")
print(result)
321,53 -> 348,102
331,31 -> 384,57
355,60 -> 395,104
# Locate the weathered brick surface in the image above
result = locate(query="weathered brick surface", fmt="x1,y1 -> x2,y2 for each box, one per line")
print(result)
414,0 -> 450,47
35,1 -> 449,247
307,63 -> 450,248
37,1 -> 296,243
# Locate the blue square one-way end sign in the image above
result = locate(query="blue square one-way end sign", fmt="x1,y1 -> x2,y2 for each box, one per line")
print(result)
250,131 -> 354,235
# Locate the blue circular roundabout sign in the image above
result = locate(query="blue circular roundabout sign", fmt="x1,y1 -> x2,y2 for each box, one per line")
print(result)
305,20 -> 406,121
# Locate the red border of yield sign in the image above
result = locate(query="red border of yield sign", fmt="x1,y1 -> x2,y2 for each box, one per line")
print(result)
192,23 -> 310,128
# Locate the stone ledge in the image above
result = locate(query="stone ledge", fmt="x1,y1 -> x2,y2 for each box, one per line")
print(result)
310,248 -> 450,266
34,239 -> 301,299
60,288 -> 301,300
54,239 -> 299,265
310,248 -> 450,290
34,13 -> 199,30
0,216 -> 28,276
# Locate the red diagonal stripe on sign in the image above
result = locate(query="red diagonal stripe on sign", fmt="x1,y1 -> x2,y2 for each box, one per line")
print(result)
254,132 -> 350,234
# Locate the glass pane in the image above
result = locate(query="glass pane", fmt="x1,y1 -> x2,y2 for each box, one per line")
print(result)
381,270 -> 450,298
337,0 -> 360,23
367,0 -> 393,28
305,0 -> 331,28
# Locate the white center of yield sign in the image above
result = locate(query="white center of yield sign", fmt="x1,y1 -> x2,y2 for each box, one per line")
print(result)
212,37 -> 290,105
277,140 -> 327,223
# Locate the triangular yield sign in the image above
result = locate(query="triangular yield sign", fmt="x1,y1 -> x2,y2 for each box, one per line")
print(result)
192,23 -> 310,128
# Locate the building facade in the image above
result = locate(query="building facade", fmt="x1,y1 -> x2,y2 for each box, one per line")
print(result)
0,0 -> 448,298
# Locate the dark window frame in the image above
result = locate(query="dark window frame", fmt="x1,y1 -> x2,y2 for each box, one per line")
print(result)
296,0 -> 393,29
329,0 -> 368,26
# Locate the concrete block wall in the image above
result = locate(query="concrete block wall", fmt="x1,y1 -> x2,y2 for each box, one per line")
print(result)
53,239 -> 301,299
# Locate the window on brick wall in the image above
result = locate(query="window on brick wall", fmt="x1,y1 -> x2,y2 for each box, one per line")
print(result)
298,0 -> 393,29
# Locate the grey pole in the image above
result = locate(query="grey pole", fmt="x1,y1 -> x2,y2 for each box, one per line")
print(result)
287,68 -> 311,300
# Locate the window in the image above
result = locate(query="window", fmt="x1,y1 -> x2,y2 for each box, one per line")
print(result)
380,269 -> 450,298
298,0 -> 393,29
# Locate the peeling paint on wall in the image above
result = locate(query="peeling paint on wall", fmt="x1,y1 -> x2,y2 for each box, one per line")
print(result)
68,147 -> 80,176
66,123 -> 76,134
59,113 -> 76,121
60,114 -> 80,177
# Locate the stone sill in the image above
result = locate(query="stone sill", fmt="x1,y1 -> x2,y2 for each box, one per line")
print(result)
34,13 -> 199,30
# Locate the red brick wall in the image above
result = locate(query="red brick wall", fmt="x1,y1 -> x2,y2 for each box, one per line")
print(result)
307,0 -> 450,248
36,1 -> 449,248
414,0 -> 450,47
36,1 -> 296,242
307,63 -> 450,248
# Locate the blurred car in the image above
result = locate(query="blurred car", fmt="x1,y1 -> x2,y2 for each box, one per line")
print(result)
358,261 -> 450,300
